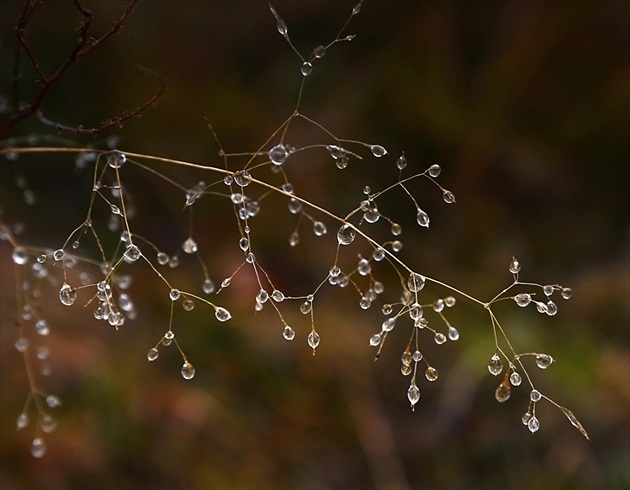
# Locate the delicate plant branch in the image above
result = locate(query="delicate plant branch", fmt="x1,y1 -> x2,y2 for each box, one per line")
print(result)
0,1 -> 589,459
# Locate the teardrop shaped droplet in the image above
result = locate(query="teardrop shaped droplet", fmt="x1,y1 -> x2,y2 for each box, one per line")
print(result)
425,366 -> 439,381
59,283 -> 77,306
181,361 -> 195,380
370,145 -> 387,157
214,307 -> 231,322
307,331 -> 320,350
495,377 -> 511,402
535,354 -> 554,369
407,273 -> 425,292
283,325 -> 295,340
407,382 -> 420,409
147,347 -> 159,361
337,224 -> 356,245
182,238 -> 198,254
509,257 -> 521,274
487,354 -> 503,376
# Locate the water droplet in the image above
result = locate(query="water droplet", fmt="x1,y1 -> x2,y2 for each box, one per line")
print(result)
428,164 -> 441,178
514,293 -> 531,307
408,303 -> 423,321
382,304 -> 393,315
488,354 -> 503,376
72,240 -> 80,249
363,206 -> 380,223
545,301 -> 558,316
382,317 -> 396,332
46,395 -> 61,408
40,414 -> 57,433
407,273 -> 425,292
283,325 -> 295,340
401,349 -> 412,366
35,319 -> 50,336
337,224 -> 356,245
281,183 -> 294,194
509,257 -> 521,274
110,204 -> 121,215
448,326 -> 460,341
215,307 -> 231,322
256,289 -> 269,304
271,290 -> 285,302
369,333 -> 381,346
269,144 -> 288,165
357,258 -> 371,276
527,416 -> 540,433
442,190 -> 456,203
37,254 -> 47,264
307,331 -> 320,350
300,300 -> 312,314
412,350 -> 422,362
31,437 -> 46,458
181,361 -> 195,380
434,332 -> 447,345
289,231 -> 300,247
182,238 -> 198,254
202,278 -> 216,294
221,277 -> 231,288
301,62 -> 313,76
535,354 -> 554,369
522,412 -> 533,425
416,210 -> 430,228
390,223 -> 402,236
107,150 -> 126,168
313,221 -> 327,236
157,252 -> 169,265
370,145 -> 387,157
59,283 -> 77,306
408,382 -> 420,408
543,285 -> 554,296
535,301 -> 548,314
234,170 -> 251,187
288,198 -> 302,214
510,371 -> 522,386
147,348 -> 159,361
37,346 -> 50,360
372,248 -> 385,262
53,249 -> 64,261
425,366 -> 439,381
16,413 -> 29,429
495,379 -> 511,402
223,175 -> 233,185
396,153 -> 407,169
12,246 -> 28,265
182,298 -> 195,311
239,237 -> 249,251
561,287 -> 573,300
15,337 -> 29,352
124,244 -> 141,262
359,296 -> 371,309
530,389 -> 542,402
313,45 -> 326,58
169,289 -> 181,301
246,252 -> 255,264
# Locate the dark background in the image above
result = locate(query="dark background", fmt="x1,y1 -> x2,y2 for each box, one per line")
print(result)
1,1 -> 628,489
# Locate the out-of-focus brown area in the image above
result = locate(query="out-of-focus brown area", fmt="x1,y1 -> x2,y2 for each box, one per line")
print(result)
0,1 -> 628,489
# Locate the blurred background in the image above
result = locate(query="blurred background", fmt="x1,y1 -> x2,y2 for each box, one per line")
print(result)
1,1 -> 628,489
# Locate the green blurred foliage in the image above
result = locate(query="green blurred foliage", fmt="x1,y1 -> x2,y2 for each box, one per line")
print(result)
1,1 -> 628,489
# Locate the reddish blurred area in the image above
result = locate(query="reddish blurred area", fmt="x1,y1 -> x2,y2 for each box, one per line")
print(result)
1,1 -> 628,489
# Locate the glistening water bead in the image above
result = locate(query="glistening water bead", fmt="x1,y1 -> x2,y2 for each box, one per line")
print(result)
12,247 -> 28,265
107,150 -> 126,169
31,437 -> 46,458
268,144 -> 288,165
408,383 -> 420,409
147,348 -> 159,361
336,224 -> 356,245
301,62 -> 312,76
182,238 -> 198,254
181,361 -> 195,380
59,283 -> 77,306
370,145 -> 387,157
535,354 -> 554,369
307,331 -> 320,350
283,326 -> 295,340
488,354 -> 503,376
214,307 -> 231,322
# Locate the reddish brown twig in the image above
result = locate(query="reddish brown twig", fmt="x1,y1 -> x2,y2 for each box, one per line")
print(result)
1,0 -> 163,139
